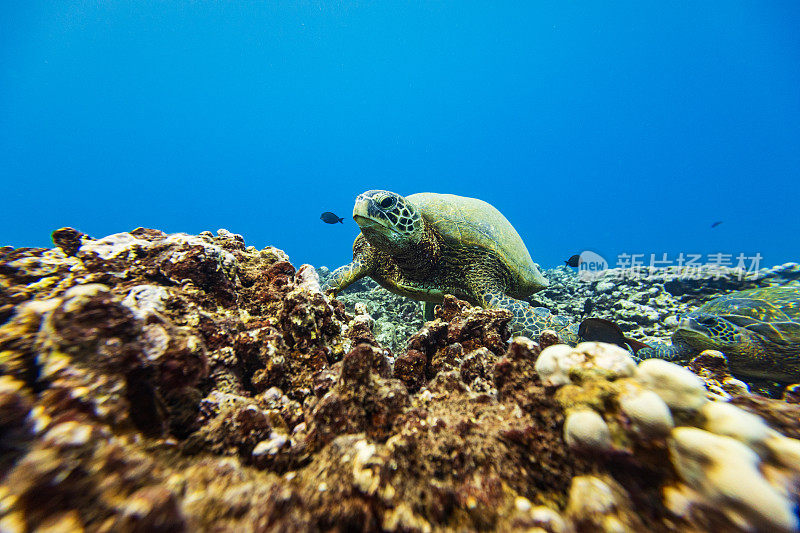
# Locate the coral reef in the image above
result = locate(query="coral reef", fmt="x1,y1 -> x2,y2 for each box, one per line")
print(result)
323,261 -> 800,392
537,263 -> 800,345
0,227 -> 798,532
316,268 -> 424,355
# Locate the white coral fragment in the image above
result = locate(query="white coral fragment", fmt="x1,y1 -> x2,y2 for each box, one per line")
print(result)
634,359 -> 707,411
296,264 -> 322,294
535,342 -> 636,386
669,427 -> 798,532
619,390 -> 674,437
123,285 -> 169,319
701,401 -> 770,448
564,409 -> 612,451
78,232 -> 149,260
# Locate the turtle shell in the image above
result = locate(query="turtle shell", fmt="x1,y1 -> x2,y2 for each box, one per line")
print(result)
406,192 -> 547,296
697,286 -> 800,345
699,286 -> 800,323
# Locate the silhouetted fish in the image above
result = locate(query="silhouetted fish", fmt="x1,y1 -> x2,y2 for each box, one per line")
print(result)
582,298 -> 594,317
564,254 -> 580,267
578,318 -> 649,353
711,221 -> 723,228
320,212 -> 344,224
524,296 -> 546,308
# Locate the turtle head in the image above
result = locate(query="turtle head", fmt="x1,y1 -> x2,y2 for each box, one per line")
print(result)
353,190 -> 424,253
672,312 -> 747,354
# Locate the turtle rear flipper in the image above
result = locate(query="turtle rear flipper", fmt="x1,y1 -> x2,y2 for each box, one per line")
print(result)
472,280 -> 578,344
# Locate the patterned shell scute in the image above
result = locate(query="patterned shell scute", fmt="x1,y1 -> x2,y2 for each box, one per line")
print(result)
406,192 -> 538,286
700,286 -> 800,322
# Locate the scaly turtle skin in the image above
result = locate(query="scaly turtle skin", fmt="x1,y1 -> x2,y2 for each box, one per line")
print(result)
638,286 -> 800,382
324,190 -> 579,342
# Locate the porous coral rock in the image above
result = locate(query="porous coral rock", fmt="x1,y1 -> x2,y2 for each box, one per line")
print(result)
77,231 -> 150,261
0,375 -> 34,476
667,427 -> 799,532
700,401 -> 770,449
1,419 -> 185,532
535,341 -> 637,387
459,347 -> 495,391
0,228 -> 358,526
345,302 -> 380,350
563,409 -> 613,451
295,264 -> 322,294
634,358 -> 708,412
305,343 -> 408,450
0,298 -> 61,385
565,475 -> 645,532
3,228 -> 799,532
687,350 -> 750,399
51,227 -> 88,257
36,283 -> 176,436
619,389 -> 674,438
122,284 -> 170,319
182,391 -> 278,459
316,272 -> 424,355
394,295 -> 511,392
537,329 -> 561,351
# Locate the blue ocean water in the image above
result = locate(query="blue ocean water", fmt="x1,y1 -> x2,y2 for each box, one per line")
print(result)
1,2 -> 798,272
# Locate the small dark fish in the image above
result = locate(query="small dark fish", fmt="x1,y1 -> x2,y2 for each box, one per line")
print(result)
582,298 -> 594,317
564,254 -> 580,267
578,318 -> 650,353
711,221 -> 723,228
320,212 -> 344,224
524,296 -> 546,308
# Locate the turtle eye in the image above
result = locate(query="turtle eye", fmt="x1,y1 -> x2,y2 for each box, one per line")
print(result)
379,197 -> 395,209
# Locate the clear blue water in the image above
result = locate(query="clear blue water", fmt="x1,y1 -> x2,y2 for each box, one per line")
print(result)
1,2 -> 799,272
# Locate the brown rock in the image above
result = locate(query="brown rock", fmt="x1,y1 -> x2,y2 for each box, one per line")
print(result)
51,227 -> 87,257
306,343 -> 408,449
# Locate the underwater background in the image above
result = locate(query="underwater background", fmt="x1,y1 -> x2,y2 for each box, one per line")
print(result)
4,4 -> 800,531
1,2 -> 799,269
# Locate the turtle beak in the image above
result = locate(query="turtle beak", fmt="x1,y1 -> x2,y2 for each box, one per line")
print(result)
353,196 -> 392,234
352,197 -> 377,229
353,195 -> 370,221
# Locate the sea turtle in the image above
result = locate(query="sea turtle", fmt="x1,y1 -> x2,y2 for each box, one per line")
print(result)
638,286 -> 800,383
323,190 -> 579,343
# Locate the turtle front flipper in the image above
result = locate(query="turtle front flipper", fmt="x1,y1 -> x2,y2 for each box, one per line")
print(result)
323,257 -> 370,297
636,342 -> 690,362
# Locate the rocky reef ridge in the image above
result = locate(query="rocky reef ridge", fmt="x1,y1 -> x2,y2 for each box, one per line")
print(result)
0,227 -> 798,532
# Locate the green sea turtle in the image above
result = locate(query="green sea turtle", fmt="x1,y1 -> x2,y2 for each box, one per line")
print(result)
638,286 -> 800,382
323,190 -> 579,343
